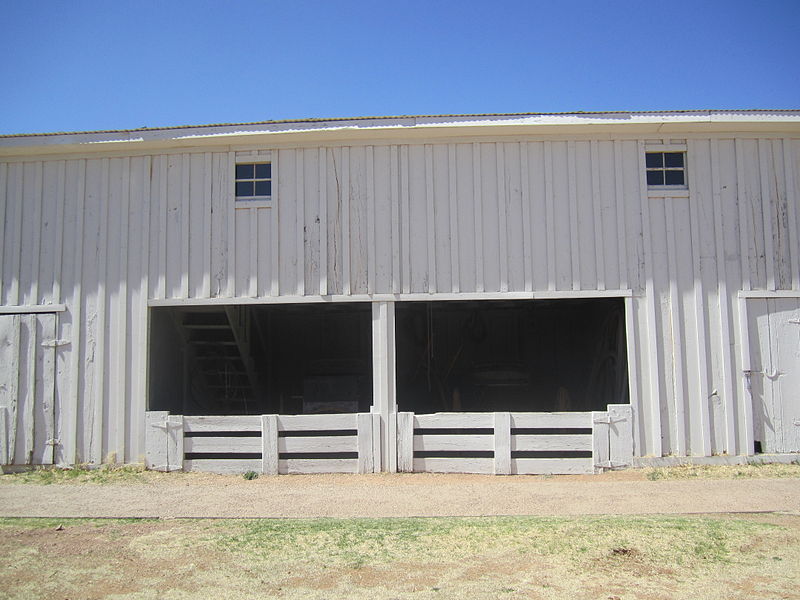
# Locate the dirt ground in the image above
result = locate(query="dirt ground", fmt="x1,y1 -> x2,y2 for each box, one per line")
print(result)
1,468 -> 800,518
2,512 -> 799,600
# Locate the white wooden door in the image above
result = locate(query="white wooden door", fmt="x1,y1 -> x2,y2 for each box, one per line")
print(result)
0,313 -> 57,465
748,299 -> 800,453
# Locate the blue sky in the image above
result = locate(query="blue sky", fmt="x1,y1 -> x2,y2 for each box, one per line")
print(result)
1,0 -> 798,135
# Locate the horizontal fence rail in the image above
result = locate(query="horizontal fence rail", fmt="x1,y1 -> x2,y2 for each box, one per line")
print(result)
145,406 -> 633,475
396,405 -> 633,475
145,411 -> 378,475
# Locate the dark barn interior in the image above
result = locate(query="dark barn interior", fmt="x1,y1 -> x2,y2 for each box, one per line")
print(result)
395,299 -> 628,413
148,298 -> 629,416
148,303 -> 373,415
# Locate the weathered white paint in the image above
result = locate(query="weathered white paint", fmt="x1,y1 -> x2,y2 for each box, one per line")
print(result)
147,411 -> 377,474
0,313 -> 57,465
1,112 -> 799,466
397,410 -> 630,475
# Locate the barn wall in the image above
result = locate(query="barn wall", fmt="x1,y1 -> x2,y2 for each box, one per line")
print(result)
0,133 -> 798,464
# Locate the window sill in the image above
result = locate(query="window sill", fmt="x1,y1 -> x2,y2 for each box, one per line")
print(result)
235,199 -> 272,209
647,187 -> 689,198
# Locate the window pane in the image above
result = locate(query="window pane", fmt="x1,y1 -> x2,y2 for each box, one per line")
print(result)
646,171 -> 664,186
665,170 -> 685,185
236,164 -> 254,180
645,153 -> 663,168
664,153 -> 684,168
255,180 -> 272,196
236,181 -> 254,197
255,163 -> 271,179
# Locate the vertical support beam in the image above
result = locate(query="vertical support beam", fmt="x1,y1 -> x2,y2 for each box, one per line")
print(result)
166,414 -> 184,472
396,411 -> 414,472
624,297 -> 641,457
356,412 -> 374,474
145,410 -> 168,471
493,412 -> 511,475
371,301 -> 397,472
592,411 -> 610,473
737,296 -> 755,455
261,414 -> 278,475
608,404 -> 634,467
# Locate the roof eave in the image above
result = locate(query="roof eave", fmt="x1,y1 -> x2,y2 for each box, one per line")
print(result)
2,111 -> 800,159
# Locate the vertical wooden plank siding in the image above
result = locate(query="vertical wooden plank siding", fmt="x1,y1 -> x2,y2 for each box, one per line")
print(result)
782,139 -> 800,290
710,140 -> 738,454
687,142 -> 713,456
567,141 -> 580,290
2,127 -> 798,468
591,140 -> 606,290
637,142 -> 663,456
448,144 -> 460,292
318,147 -> 328,295
0,162 -> 6,303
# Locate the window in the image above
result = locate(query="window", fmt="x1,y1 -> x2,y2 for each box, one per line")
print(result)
235,162 -> 272,201
645,152 -> 685,186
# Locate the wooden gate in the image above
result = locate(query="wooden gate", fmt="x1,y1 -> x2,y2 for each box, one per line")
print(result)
396,405 -> 633,474
746,298 -> 800,453
0,313 -> 58,465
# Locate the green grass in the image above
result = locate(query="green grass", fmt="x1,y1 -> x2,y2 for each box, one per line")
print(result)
212,515 -> 777,569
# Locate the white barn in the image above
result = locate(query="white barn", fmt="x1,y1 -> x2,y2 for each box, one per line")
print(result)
0,110 -> 798,474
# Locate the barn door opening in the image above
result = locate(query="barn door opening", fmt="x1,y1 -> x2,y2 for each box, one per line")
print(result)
395,298 -> 628,414
148,303 -> 372,416
747,298 -> 800,454
0,313 -> 57,466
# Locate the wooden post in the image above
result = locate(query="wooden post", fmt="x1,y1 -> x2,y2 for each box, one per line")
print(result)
592,411 -> 610,473
145,411 -> 169,471
357,412 -> 374,474
371,301 -> 397,472
166,414 -> 184,472
607,404 -> 633,467
494,412 -> 511,475
261,414 -> 278,475
397,412 -> 414,472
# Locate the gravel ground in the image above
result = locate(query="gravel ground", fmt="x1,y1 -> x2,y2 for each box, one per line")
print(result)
1,470 -> 800,518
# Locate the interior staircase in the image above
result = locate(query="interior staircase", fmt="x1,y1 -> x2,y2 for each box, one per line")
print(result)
173,306 -> 260,414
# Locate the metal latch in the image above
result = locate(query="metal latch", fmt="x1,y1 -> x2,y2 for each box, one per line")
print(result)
151,420 -> 182,431
45,438 -> 60,446
593,416 -> 628,425
41,339 -> 70,348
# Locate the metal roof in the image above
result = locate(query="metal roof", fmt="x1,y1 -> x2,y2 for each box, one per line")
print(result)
3,109 -> 800,139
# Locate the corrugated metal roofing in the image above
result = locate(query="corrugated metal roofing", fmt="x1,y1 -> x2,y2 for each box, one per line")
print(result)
2,109 -> 799,139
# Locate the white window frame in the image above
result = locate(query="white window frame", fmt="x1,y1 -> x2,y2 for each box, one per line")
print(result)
234,153 -> 273,208
645,144 -> 689,198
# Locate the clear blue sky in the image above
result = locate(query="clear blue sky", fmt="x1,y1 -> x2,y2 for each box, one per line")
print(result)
1,0 -> 798,135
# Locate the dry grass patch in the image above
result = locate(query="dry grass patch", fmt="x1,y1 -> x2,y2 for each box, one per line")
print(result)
643,462 -> 800,481
1,514 -> 799,599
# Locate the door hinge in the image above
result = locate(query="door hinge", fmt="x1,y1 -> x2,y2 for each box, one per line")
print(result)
593,416 -> 628,425
151,420 -> 182,430
41,339 -> 70,348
